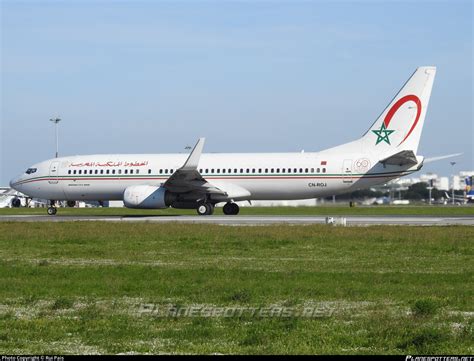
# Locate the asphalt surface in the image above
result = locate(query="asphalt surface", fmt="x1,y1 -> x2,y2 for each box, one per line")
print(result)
0,214 -> 473,226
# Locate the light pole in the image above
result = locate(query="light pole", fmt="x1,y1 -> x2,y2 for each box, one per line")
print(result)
49,117 -> 61,158
450,161 -> 456,205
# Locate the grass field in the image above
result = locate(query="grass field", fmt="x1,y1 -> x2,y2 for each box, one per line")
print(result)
0,222 -> 473,354
1,205 -> 474,217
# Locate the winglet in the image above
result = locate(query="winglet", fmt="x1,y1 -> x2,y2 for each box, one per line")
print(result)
181,138 -> 205,170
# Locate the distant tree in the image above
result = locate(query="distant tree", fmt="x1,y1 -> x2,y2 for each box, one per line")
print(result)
326,188 -> 386,200
403,182 -> 444,201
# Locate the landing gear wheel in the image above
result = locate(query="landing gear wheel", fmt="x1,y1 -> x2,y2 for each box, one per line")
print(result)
67,200 -> 76,208
223,202 -> 240,215
197,203 -> 214,216
47,207 -> 57,216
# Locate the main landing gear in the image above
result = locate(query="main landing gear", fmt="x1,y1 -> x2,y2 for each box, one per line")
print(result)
196,202 -> 240,216
47,200 -> 57,216
223,202 -> 239,215
197,203 -> 214,216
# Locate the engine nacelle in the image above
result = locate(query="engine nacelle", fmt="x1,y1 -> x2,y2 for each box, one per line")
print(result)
123,185 -> 173,209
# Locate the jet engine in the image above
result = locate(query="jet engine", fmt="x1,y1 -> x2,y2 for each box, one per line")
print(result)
123,185 -> 174,209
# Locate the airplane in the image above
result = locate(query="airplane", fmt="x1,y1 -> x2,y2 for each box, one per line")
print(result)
0,189 -> 24,208
444,176 -> 474,204
11,66 -> 445,216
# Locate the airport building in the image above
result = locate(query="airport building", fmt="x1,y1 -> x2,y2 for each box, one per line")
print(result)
394,170 -> 474,191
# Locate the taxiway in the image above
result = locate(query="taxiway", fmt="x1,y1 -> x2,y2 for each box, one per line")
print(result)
0,214 -> 473,226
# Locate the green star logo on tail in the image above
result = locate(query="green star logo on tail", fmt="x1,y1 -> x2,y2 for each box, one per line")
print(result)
372,123 -> 395,145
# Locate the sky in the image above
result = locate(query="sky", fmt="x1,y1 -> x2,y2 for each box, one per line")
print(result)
1,0 -> 472,185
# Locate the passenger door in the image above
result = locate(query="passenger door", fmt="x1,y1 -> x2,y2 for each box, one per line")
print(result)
48,161 -> 60,184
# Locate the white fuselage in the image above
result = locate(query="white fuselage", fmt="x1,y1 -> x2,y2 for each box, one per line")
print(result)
9,149 -> 419,203
9,66 -> 435,210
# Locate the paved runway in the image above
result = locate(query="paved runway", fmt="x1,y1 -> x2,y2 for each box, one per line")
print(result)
1,214 -> 473,226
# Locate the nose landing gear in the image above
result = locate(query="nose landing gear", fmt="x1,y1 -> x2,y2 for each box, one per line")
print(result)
47,200 -> 57,216
47,207 -> 57,216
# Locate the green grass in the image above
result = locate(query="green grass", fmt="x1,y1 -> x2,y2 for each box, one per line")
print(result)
1,204 -> 473,217
0,222 -> 473,354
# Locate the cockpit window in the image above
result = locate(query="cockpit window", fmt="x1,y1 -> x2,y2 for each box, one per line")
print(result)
25,168 -> 37,174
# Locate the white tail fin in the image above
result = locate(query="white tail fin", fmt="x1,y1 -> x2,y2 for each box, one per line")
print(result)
360,66 -> 436,155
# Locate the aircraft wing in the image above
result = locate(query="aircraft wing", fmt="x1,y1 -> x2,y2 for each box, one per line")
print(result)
163,138 -> 250,199
380,150 -> 418,167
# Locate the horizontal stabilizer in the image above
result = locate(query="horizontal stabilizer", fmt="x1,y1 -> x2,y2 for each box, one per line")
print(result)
380,150 -> 418,167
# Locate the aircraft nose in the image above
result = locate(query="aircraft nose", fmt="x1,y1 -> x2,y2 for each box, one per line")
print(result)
9,176 -> 21,190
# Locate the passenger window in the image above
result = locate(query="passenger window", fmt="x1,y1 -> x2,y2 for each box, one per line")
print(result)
246,169 -> 250,173
258,168 -> 262,173
79,170 -> 82,174
323,168 -> 326,173
271,168 -> 274,173
95,170 -> 98,174
228,169 -> 231,173
205,169 -> 208,174
305,168 -> 308,173
73,170 -> 77,175
211,169 -> 214,173
276,168 -> 280,173
68,170 -> 71,175
136,169 -> 139,174
112,170 -> 116,174
148,169 -> 151,174
252,169 -> 255,173
299,168 -> 303,173
311,168 -> 314,173
317,168 -> 320,173
100,170 -> 104,174
106,170 -> 110,174
240,169 -> 243,173
217,169 -> 220,174
265,168 -> 268,173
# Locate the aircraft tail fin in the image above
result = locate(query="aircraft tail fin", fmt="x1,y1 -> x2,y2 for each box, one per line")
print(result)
360,66 -> 436,155
466,176 -> 474,197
